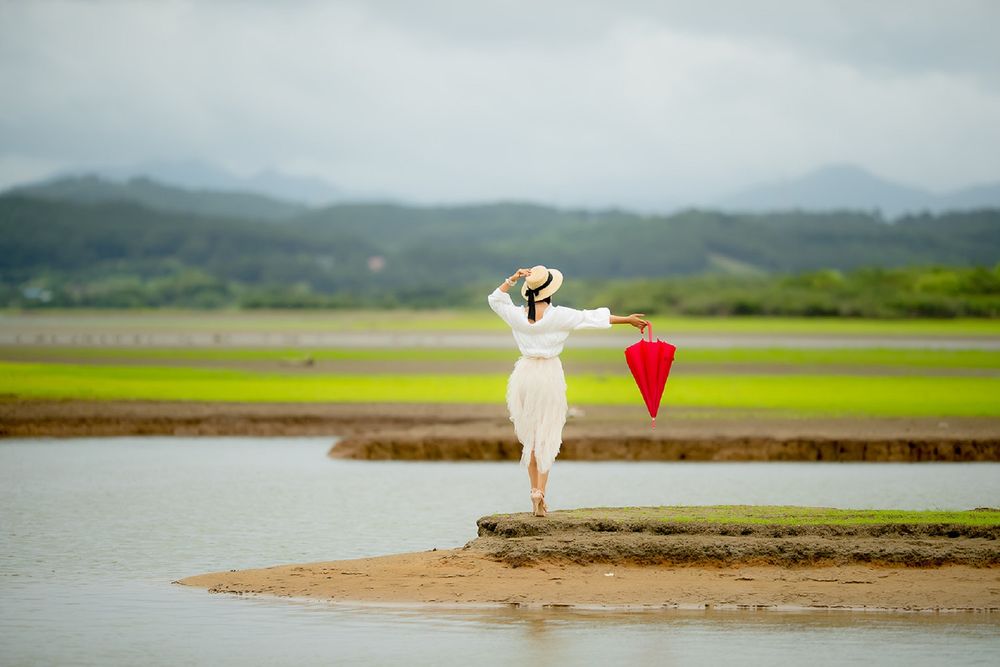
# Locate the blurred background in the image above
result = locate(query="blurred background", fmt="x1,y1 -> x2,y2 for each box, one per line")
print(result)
2,0 -> 998,416
2,4 -> 1000,664
1,0 -> 998,316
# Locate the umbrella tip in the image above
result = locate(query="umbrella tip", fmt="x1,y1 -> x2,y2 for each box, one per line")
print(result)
651,417 -> 656,429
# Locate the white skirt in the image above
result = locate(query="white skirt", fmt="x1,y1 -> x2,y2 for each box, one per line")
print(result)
505,356 -> 568,474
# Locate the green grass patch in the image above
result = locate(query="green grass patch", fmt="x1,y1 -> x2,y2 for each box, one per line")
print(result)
667,347 -> 1000,369
558,505 -> 1000,526
3,345 -> 1000,369
2,361 -> 998,416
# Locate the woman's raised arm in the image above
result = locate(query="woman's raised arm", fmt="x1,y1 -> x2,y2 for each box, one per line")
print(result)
498,267 -> 533,293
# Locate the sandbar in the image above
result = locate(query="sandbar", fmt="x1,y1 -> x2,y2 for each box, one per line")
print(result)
179,507 -> 1000,612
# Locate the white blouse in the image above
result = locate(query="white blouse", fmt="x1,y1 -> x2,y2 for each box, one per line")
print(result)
487,287 -> 612,358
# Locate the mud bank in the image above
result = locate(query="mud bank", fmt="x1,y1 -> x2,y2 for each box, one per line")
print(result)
470,510 -> 1000,567
6,400 -> 999,462
179,507 -> 1000,611
331,434 -> 1000,462
0,400 -> 467,438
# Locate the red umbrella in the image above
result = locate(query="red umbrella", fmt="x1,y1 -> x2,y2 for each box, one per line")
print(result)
624,323 -> 676,428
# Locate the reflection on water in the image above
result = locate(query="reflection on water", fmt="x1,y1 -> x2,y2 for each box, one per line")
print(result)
1,437 -> 998,665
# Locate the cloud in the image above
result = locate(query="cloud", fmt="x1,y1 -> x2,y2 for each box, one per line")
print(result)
1,0 -> 998,206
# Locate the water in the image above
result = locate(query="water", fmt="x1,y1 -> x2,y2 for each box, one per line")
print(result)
2,437 -> 998,665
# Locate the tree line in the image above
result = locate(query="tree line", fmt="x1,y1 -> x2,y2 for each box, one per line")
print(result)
1,193 -> 998,316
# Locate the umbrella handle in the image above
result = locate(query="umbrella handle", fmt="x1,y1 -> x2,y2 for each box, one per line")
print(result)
645,322 -> 653,342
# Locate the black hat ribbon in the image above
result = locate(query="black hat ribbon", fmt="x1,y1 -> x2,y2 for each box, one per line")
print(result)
526,271 -> 553,322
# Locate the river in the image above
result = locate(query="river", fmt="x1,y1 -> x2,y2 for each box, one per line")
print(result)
1,437 -> 998,665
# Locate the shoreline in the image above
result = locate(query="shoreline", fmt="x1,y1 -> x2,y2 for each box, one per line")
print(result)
226,596 -> 1000,615
178,507 -> 1000,612
4,400 -> 1000,461
178,549 -> 1000,613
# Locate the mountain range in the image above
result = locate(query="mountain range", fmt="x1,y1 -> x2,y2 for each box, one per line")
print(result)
717,164 -> 1000,217
8,174 -> 308,222
3,169 -> 998,309
7,160 -> 999,217
56,159 -> 356,206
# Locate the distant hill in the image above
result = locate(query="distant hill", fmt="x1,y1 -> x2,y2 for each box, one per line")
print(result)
941,182 -> 1000,210
2,192 -> 997,298
19,159 -> 999,216
718,164 -> 1000,217
7,174 -> 307,221
76,158 -> 350,205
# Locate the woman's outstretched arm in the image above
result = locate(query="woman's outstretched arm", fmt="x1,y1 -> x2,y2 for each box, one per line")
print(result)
610,313 -> 649,333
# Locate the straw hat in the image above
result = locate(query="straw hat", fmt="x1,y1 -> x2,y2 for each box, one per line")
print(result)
520,265 -> 564,301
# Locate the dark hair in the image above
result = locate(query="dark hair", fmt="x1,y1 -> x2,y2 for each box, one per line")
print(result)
539,297 -> 551,304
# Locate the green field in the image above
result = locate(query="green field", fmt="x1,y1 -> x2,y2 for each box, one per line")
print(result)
4,309 -> 1000,335
4,311 -> 997,417
558,506 -> 1000,526
3,361 -> 998,416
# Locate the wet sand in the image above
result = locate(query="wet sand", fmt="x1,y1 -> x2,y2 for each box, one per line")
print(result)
178,551 -> 999,611
179,509 -> 1000,611
4,400 -> 999,461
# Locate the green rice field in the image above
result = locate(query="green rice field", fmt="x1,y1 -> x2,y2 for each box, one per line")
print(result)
3,311 -> 998,418
3,361 -> 998,416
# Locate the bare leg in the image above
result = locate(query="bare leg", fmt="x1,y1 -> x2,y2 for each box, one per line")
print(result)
527,447 -> 539,491
528,449 -> 550,495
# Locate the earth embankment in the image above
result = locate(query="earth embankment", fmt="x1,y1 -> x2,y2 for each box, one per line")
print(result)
4,400 -> 999,461
470,507 -> 1000,567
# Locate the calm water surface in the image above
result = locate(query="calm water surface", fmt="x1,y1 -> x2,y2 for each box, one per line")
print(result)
1,437 -> 998,666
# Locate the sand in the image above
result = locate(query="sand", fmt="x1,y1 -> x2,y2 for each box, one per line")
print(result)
178,508 -> 1000,612
178,548 -> 999,612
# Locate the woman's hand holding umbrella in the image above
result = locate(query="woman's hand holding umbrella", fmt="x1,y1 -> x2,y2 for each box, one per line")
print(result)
626,313 -> 649,333
611,313 -> 649,332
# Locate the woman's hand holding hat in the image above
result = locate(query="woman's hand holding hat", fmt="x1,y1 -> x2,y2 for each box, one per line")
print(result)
507,268 -> 531,284
502,268 -> 533,291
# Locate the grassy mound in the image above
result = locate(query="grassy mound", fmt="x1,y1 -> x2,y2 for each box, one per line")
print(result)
469,506 -> 1000,567
558,506 -> 1000,526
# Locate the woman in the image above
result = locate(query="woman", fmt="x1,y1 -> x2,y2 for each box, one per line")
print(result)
488,265 -> 649,517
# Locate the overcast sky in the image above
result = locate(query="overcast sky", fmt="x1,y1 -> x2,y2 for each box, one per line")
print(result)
1,0 -> 998,208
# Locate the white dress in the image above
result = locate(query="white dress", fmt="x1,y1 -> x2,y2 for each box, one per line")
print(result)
487,287 -> 612,473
